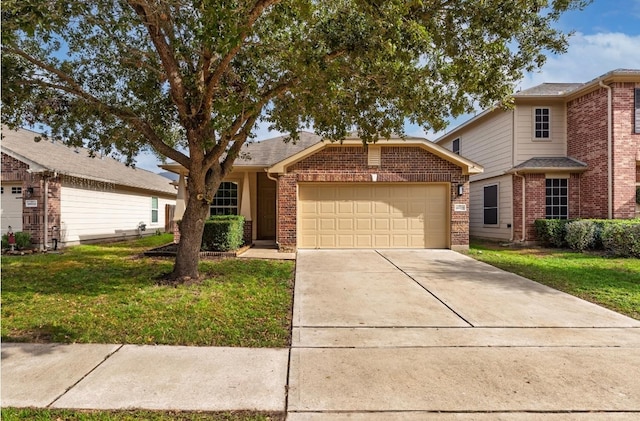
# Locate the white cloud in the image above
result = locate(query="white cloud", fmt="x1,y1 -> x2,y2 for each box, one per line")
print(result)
518,32 -> 640,90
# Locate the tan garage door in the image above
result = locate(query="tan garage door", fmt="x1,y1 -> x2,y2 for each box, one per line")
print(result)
298,183 -> 449,249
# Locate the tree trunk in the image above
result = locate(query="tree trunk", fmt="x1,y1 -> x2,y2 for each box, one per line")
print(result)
170,168 -> 217,281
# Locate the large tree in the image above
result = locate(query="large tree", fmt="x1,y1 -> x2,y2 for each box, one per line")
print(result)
2,0 -> 589,280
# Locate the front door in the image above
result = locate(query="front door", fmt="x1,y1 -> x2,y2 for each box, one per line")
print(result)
257,172 -> 276,239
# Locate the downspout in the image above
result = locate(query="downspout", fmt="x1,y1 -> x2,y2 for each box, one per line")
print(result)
513,171 -> 526,242
599,81 -> 613,219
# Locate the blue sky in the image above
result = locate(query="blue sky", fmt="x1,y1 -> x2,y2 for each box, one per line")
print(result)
136,0 -> 640,172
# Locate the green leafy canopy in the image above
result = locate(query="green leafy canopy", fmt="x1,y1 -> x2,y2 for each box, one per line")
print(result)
2,0 -> 589,163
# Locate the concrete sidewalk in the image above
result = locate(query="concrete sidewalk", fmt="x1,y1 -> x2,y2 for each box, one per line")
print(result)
1,344 -> 288,412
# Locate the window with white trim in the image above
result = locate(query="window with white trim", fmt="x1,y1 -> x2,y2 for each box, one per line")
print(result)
545,178 -> 568,219
151,197 -> 159,223
452,138 -> 460,155
534,108 -> 550,139
483,184 -> 498,225
210,182 -> 238,216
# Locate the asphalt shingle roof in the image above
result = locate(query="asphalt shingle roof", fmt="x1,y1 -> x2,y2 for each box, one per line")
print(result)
512,157 -> 588,170
513,83 -> 583,97
1,127 -> 176,196
235,132 -> 323,167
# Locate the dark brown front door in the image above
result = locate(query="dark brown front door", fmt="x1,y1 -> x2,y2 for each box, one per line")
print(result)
257,172 -> 276,239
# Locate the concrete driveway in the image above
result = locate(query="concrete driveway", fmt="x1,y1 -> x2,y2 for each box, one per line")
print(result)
289,249 -> 640,420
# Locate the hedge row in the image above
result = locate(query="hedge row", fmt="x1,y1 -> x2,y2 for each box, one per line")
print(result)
201,215 -> 245,252
534,219 -> 640,257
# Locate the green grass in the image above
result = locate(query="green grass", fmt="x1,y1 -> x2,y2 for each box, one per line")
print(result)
0,408 -> 283,421
468,241 -> 640,320
1,234 -> 294,347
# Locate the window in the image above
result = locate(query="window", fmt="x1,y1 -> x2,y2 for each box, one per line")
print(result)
210,182 -> 238,216
635,88 -> 640,134
151,197 -> 159,223
534,108 -> 550,139
483,184 -> 498,225
1,187 -> 3,194
545,179 -> 568,219
452,138 -> 460,155
11,187 -> 22,195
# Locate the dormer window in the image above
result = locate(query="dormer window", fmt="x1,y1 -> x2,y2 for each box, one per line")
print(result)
534,108 -> 550,139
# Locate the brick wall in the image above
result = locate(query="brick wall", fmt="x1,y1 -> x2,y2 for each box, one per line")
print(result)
512,173 -> 580,241
275,145 -> 469,250
1,153 -> 62,249
567,82 -> 640,219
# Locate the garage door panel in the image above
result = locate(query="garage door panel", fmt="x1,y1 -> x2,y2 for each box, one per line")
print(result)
298,184 -> 449,249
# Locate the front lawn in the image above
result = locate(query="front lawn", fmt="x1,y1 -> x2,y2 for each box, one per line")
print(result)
1,235 -> 294,347
468,240 -> 640,320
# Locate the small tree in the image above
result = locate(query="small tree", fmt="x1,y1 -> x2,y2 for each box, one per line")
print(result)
1,0 -> 590,281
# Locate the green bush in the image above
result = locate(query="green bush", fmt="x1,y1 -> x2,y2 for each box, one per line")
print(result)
601,220 -> 640,258
201,215 -> 245,252
2,231 -> 32,250
565,220 -> 598,251
534,219 -> 571,247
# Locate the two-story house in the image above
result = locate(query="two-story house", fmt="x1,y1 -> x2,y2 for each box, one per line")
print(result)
436,69 -> 640,242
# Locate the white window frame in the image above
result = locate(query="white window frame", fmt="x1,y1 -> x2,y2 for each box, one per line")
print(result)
533,107 -> 551,140
151,197 -> 159,223
483,184 -> 499,226
634,88 -> 640,134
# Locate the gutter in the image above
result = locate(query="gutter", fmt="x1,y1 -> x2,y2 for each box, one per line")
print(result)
599,81 -> 613,219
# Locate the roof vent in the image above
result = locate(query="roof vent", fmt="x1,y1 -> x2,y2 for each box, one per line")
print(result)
368,146 -> 381,167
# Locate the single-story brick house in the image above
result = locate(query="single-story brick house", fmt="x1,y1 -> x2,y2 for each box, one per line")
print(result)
161,132 -> 483,251
1,127 -> 176,249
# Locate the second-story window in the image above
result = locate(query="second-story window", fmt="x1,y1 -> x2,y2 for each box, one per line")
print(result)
534,108 -> 550,139
452,138 -> 460,155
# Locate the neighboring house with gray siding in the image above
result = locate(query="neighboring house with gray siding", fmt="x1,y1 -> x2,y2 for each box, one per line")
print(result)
1,126 -> 176,249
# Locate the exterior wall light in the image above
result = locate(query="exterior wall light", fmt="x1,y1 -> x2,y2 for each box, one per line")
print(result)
457,184 -> 464,196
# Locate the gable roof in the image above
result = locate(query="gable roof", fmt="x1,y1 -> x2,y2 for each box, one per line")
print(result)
267,133 -> 484,175
1,127 -> 176,196
513,83 -> 583,97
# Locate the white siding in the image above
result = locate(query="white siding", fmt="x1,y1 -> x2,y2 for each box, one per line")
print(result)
515,103 -> 567,165
60,183 -> 174,244
470,175 -> 513,240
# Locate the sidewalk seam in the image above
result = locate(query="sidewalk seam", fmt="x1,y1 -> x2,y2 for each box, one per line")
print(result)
46,344 -> 124,408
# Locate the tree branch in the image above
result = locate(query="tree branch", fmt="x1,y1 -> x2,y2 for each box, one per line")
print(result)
200,0 -> 282,116
221,114 -> 259,177
127,0 -> 190,122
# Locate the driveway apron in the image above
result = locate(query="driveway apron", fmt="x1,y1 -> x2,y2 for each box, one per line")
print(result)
288,249 -> 640,420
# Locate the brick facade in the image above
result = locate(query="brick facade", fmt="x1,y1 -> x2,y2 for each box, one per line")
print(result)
513,173 -> 581,241
1,153 -> 62,248
275,145 -> 469,250
567,82 -> 640,220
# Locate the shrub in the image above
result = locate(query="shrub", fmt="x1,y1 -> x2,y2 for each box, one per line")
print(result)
201,215 -> 245,252
601,220 -> 640,258
565,220 -> 598,251
2,231 -> 32,250
534,219 -> 571,247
